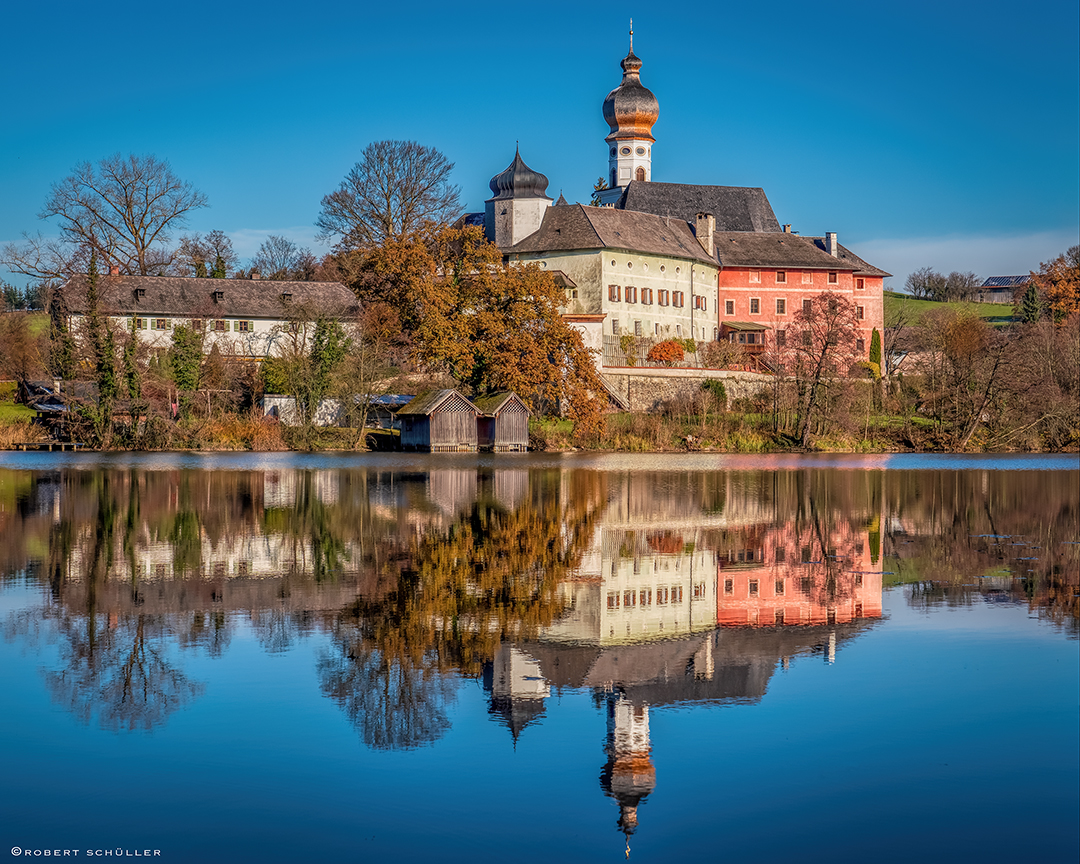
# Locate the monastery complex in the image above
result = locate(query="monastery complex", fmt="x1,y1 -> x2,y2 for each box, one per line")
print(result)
471,31 -> 889,365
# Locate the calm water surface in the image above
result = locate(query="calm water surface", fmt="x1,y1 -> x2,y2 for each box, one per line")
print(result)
1,453 -> 1077,863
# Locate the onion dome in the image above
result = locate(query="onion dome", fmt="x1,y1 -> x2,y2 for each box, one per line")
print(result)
487,147 -> 551,200
602,39 -> 659,143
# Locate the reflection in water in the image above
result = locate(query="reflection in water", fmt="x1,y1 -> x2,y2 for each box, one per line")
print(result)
1,458 -> 1076,843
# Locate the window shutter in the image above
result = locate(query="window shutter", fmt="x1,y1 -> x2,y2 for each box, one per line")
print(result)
128,318 -> 134,331
141,318 -> 147,330
233,320 -> 239,332
166,318 -> 172,329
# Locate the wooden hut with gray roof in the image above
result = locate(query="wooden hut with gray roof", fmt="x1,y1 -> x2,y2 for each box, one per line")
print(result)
474,392 -> 530,452
397,390 -> 481,452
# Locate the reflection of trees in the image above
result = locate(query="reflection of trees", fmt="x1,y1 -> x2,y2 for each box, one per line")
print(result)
43,611 -> 204,732
317,470 -> 606,748
884,470 -> 1079,631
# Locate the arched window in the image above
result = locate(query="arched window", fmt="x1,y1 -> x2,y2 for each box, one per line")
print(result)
635,167 -> 646,181
610,169 -> 617,187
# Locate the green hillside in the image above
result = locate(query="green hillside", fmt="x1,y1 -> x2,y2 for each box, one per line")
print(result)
883,291 -> 1014,326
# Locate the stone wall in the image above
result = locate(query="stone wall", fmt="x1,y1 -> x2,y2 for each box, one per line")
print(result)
601,367 -> 771,412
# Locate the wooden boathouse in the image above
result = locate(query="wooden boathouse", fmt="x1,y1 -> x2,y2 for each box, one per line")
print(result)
474,392 -> 530,452
398,390 -> 480,452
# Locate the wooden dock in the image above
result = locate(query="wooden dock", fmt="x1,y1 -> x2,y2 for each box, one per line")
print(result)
12,441 -> 85,452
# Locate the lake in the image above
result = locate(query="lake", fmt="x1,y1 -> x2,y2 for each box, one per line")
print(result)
1,452 -> 1077,863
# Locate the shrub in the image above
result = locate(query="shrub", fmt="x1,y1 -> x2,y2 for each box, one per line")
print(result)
647,340 -> 685,366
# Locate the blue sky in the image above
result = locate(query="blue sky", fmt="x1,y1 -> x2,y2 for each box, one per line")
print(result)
1,0 -> 1077,289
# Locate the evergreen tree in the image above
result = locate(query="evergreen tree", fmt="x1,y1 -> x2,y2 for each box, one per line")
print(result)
211,254 -> 226,279
589,177 -> 609,207
869,328 -> 881,369
1020,283 -> 1042,323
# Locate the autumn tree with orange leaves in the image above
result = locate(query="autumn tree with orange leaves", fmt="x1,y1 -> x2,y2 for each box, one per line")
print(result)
338,224 -> 606,438
1030,245 -> 1080,323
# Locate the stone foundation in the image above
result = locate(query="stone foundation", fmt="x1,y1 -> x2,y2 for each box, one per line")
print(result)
602,367 -> 771,412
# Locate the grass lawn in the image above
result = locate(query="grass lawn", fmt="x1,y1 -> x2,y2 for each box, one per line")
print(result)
884,291 -> 1014,326
0,403 -> 35,422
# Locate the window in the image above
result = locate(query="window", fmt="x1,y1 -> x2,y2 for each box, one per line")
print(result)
191,319 -> 204,331
626,285 -> 637,304
694,295 -> 707,311
802,271 -> 813,284
612,320 -> 620,335
132,317 -> 145,330
567,288 -> 578,300
802,331 -> 812,347
725,300 -> 735,315
675,325 -> 682,337
213,320 -> 226,332
828,271 -> 838,284
750,298 -> 760,315
749,270 -> 761,283
623,590 -> 636,608
856,278 -> 865,290
776,298 -> 786,315
775,610 -> 786,625
658,289 -> 669,306
775,547 -> 786,563
238,320 -> 251,333
857,338 -> 865,353
635,167 -> 646,181
803,299 -> 813,313
724,578 -> 733,595
776,329 -> 786,347
656,587 -> 668,605
673,291 -> 684,308
634,320 -> 642,337
693,582 -> 707,599
641,287 -> 653,305
776,271 -> 787,283
639,589 -> 652,606
749,580 -> 759,596
654,323 -> 660,335
608,284 -> 621,302
154,318 -> 168,330
856,306 -> 865,320
775,579 -> 785,595
671,585 -> 683,603
607,592 -> 619,609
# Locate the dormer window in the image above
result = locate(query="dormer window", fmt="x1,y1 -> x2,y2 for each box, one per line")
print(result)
213,290 -> 225,302
281,292 -> 292,302
134,288 -> 146,299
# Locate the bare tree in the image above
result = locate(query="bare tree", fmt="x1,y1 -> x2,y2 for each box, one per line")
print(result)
174,229 -> 237,277
2,154 -> 207,281
789,292 -> 861,447
316,140 -> 461,251
250,234 -> 316,281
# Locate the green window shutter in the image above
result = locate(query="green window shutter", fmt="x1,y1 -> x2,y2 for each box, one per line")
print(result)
166,318 -> 172,329
233,320 -> 239,332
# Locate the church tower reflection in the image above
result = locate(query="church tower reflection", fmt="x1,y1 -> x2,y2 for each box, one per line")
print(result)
599,691 -> 656,844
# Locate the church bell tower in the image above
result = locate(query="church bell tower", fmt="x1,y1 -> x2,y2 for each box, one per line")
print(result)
597,24 -> 659,207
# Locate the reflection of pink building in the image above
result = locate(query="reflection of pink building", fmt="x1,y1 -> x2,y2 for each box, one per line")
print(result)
716,524 -> 882,627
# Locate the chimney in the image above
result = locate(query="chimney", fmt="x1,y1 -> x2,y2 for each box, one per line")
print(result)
109,264 -> 120,276
782,224 -> 792,234
825,232 -> 838,257
250,269 -> 261,281
695,212 -> 715,258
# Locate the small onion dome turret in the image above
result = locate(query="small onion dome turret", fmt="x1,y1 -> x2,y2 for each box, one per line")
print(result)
602,46 -> 659,143
487,147 -> 551,201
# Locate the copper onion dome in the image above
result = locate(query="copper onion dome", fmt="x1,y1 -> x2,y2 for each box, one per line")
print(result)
602,35 -> 659,143
487,147 -> 551,200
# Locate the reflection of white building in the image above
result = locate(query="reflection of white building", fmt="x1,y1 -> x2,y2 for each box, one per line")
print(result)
483,644 -> 551,741
545,526 -> 716,645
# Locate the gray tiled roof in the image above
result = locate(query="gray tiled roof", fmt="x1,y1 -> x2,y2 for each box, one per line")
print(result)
397,389 -> 479,416
714,232 -> 860,270
616,181 -> 781,232
59,274 -> 357,318
507,204 -> 717,266
804,238 -> 891,277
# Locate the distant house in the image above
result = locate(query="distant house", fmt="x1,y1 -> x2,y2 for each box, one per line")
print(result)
474,392 -> 531,452
397,390 -> 480,452
977,276 -> 1028,305
56,273 -> 356,359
